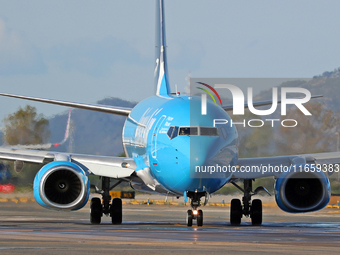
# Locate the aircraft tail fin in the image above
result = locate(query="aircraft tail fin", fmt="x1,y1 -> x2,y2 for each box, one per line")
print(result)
155,0 -> 171,97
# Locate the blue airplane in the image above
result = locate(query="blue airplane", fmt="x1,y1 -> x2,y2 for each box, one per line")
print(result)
0,0 -> 336,226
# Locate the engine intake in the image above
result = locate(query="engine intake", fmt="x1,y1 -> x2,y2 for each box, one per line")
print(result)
33,161 -> 90,211
275,164 -> 330,213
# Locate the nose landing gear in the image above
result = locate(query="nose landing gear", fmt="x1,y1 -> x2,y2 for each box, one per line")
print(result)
186,209 -> 203,227
185,191 -> 207,227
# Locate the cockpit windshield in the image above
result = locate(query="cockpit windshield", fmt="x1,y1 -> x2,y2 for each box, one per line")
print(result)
167,126 -> 220,139
200,127 -> 219,136
179,127 -> 198,136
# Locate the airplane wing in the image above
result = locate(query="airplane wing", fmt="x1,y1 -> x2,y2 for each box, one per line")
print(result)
0,147 -> 136,179
0,93 -> 132,117
234,152 -> 340,179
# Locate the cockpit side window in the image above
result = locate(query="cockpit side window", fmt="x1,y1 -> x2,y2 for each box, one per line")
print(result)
179,127 -> 198,136
167,126 -> 179,139
218,127 -> 227,139
167,126 -> 174,138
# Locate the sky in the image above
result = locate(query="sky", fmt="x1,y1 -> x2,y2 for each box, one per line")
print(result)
0,0 -> 340,121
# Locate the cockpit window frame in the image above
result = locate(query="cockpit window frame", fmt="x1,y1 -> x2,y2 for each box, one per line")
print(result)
167,126 -> 220,139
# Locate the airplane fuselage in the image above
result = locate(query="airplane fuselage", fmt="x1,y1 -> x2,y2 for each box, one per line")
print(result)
123,95 -> 239,195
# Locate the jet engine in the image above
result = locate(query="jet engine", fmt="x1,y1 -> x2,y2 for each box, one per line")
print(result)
274,164 -> 330,213
33,161 -> 90,211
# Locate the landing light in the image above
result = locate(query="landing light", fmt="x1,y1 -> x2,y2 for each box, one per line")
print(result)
193,210 -> 198,215
121,162 -> 130,168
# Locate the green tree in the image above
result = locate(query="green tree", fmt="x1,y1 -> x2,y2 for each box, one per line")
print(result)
2,105 -> 50,145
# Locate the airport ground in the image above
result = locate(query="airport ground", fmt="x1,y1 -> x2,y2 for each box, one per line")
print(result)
0,194 -> 340,254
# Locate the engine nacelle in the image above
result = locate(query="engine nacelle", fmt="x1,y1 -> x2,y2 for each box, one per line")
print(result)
33,161 -> 90,211
274,164 -> 330,213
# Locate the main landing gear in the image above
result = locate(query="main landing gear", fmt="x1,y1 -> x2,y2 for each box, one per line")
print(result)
230,179 -> 269,226
185,191 -> 208,227
90,177 -> 123,224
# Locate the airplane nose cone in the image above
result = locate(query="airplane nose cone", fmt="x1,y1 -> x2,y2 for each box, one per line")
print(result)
189,136 -> 231,179
165,136 -> 233,194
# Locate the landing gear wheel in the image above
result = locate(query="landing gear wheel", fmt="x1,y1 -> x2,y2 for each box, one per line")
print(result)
230,199 -> 242,225
186,210 -> 193,227
110,198 -> 122,224
90,197 -> 102,224
251,199 -> 262,225
197,209 -> 203,227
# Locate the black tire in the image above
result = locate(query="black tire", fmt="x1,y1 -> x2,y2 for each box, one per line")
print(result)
230,199 -> 242,225
90,197 -> 102,224
197,209 -> 203,227
186,210 -> 193,227
110,198 -> 123,224
251,199 -> 262,225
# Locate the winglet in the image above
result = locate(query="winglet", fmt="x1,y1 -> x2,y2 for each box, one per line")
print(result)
155,0 -> 171,97
54,109 -> 72,147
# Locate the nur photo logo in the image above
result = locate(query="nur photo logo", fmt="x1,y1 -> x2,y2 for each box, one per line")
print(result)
193,78 -> 317,128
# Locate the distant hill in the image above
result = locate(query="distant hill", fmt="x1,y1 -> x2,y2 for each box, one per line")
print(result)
254,76 -> 340,112
313,67 -> 340,79
48,97 -> 136,156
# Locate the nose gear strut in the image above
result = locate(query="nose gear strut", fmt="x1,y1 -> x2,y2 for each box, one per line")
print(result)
185,190 -> 208,227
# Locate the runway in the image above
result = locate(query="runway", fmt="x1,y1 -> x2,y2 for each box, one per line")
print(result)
0,201 -> 340,254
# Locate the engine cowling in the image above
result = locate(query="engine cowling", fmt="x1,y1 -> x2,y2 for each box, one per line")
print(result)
274,164 -> 330,213
33,161 -> 90,211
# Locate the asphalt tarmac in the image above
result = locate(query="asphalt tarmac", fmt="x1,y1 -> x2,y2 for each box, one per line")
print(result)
0,201 -> 340,255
